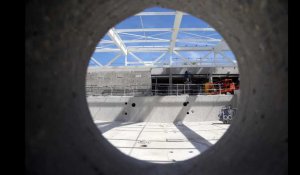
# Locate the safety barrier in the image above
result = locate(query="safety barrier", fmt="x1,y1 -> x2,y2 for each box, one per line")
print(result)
86,83 -> 235,96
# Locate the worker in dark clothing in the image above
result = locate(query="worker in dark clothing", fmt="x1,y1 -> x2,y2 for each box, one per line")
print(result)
184,71 -> 193,95
184,71 -> 190,83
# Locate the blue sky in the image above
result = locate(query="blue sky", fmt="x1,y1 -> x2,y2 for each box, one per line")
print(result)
89,7 -> 236,67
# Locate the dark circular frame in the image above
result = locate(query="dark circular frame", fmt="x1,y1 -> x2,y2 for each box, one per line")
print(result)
26,0 -> 287,175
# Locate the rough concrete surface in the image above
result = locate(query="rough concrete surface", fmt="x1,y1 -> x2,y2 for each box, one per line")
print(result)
86,68 -> 151,87
26,0 -> 287,175
96,120 -> 229,163
88,95 -> 234,122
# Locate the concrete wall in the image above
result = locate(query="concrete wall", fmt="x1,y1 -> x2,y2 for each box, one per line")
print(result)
231,90 -> 240,108
86,67 -> 152,96
86,67 -> 152,87
86,67 -> 239,96
88,95 -> 233,122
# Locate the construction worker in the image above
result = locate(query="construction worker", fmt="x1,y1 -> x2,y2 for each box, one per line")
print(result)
184,71 -> 192,94
184,71 -> 189,83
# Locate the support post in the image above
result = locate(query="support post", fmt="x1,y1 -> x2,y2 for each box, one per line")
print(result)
168,68 -> 172,95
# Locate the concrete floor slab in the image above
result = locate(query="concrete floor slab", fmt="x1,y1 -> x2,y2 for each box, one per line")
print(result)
95,120 -> 229,163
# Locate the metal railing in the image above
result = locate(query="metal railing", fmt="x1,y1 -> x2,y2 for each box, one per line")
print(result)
86,83 -> 231,97
151,83 -> 222,96
86,85 -> 152,97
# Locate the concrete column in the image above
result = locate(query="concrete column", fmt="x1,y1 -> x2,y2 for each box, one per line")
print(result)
208,68 -> 213,83
168,68 -> 172,95
209,74 -> 213,83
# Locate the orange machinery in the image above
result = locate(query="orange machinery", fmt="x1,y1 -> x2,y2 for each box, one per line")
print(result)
204,79 -> 237,95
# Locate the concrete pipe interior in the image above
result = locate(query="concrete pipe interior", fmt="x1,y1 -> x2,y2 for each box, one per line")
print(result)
26,0 -> 288,175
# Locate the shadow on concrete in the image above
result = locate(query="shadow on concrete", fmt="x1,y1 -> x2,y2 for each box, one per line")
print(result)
211,122 -> 227,125
174,123 -> 213,153
89,95 -> 234,134
94,121 -> 112,125
202,95 -> 221,121
88,100 -> 231,107
96,121 -> 138,134
108,97 -> 164,122
173,96 -> 197,122
91,96 -> 160,134
171,95 -> 213,152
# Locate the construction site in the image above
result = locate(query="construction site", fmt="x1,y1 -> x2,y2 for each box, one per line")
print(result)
86,7 -> 240,163
26,1 -> 287,175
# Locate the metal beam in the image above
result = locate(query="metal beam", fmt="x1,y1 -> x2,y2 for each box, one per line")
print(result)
89,63 -> 236,69
177,39 -> 221,42
170,11 -> 184,52
135,12 -> 189,16
105,53 -> 122,66
89,10 -> 238,69
107,28 -> 127,55
103,39 -> 169,43
201,51 -> 212,60
120,32 -> 171,41
94,46 -> 222,52
181,31 -> 220,40
99,38 -> 221,44
218,51 -> 237,65
115,28 -> 215,33
173,51 -> 192,65
213,39 -> 230,53
94,48 -> 121,52
128,52 -> 145,65
153,52 -> 167,63
91,57 -> 103,67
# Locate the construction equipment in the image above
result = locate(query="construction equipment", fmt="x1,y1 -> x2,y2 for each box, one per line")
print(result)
205,79 -> 238,95
218,105 -> 236,124
218,79 -> 236,94
204,82 -> 217,94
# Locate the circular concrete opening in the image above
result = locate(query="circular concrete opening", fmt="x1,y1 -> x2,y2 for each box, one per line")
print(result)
86,7 -> 238,164
26,0 -> 287,175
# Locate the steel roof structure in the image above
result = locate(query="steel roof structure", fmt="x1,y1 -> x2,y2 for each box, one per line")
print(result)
89,9 -> 237,68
